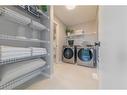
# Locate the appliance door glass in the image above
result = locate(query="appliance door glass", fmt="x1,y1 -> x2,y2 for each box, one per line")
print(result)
78,48 -> 93,62
63,48 -> 73,59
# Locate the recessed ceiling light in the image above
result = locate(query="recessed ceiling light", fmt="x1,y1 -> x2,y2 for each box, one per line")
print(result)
65,6 -> 76,10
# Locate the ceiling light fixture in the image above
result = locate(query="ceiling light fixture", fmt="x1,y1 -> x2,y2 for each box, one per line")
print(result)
65,6 -> 76,10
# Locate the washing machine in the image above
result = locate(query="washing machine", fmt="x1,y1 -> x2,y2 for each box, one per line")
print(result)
76,45 -> 96,67
62,45 -> 76,64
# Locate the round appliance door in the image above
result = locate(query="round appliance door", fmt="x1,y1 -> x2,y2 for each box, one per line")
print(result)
63,48 -> 74,59
78,48 -> 93,62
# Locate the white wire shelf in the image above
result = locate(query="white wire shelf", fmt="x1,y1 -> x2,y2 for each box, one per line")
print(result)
0,7 -> 50,32
40,12 -> 49,20
30,20 -> 46,31
0,34 -> 50,44
65,32 -> 97,38
37,9 -> 49,19
0,7 -> 31,25
0,66 -> 47,89
0,54 -> 49,66
0,6 -> 51,90
45,27 -> 50,31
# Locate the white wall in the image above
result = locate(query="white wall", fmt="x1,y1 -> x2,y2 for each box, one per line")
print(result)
70,20 -> 98,45
54,16 -> 66,63
99,6 -> 127,89
70,20 -> 97,33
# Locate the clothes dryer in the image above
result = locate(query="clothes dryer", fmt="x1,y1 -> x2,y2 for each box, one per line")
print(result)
76,45 -> 96,67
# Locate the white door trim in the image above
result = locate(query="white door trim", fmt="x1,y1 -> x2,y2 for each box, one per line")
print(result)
53,20 -> 59,64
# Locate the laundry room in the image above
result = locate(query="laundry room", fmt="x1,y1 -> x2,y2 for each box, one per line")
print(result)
52,5 -> 99,89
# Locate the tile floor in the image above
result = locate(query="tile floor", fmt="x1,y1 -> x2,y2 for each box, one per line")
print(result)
16,63 -> 99,89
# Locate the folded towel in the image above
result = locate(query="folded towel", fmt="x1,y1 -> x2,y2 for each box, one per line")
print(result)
0,46 -> 47,61
0,59 -> 46,86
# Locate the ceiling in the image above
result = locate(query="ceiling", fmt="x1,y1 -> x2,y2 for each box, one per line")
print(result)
54,6 -> 98,26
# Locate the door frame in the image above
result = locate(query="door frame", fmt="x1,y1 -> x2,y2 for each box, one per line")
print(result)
53,20 -> 59,64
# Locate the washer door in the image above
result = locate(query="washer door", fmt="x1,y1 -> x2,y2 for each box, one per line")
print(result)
63,48 -> 74,59
78,48 -> 93,62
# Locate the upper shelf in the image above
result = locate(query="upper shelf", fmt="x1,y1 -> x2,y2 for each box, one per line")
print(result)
0,7 -> 49,32
30,20 -> 46,31
37,9 -> 49,19
17,6 -> 49,19
65,32 -> 97,38
0,7 -> 31,25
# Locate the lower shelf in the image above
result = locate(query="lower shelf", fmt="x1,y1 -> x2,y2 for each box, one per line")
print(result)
0,66 -> 46,89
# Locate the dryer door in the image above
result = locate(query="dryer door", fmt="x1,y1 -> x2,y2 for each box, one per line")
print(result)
78,48 -> 93,62
63,48 -> 74,59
